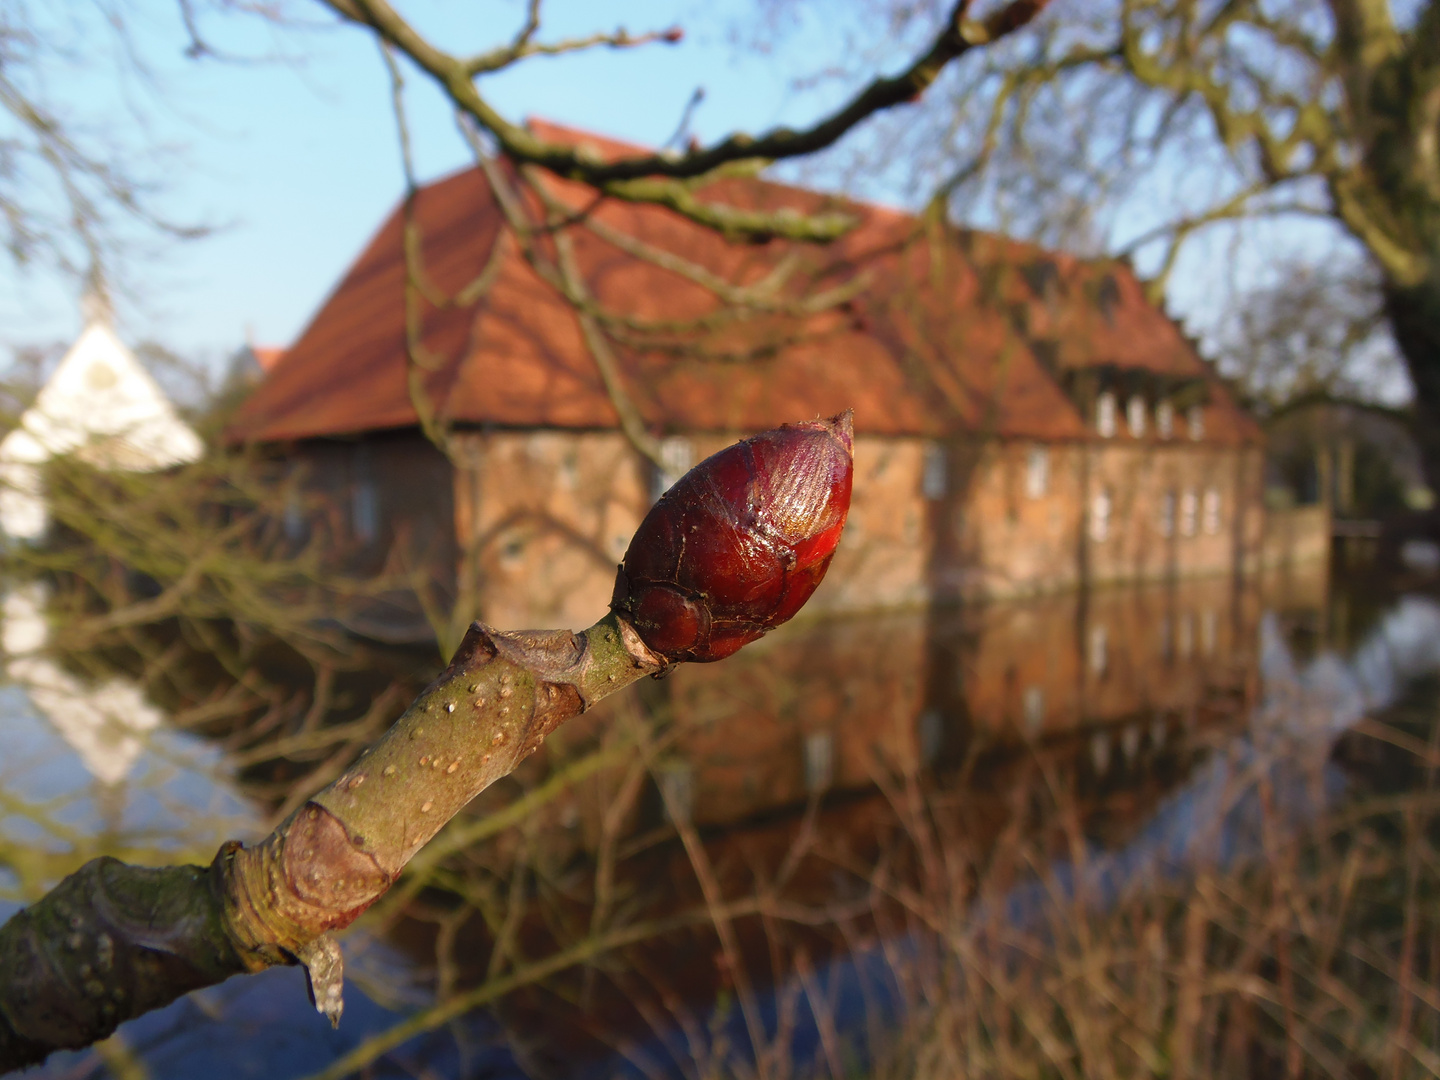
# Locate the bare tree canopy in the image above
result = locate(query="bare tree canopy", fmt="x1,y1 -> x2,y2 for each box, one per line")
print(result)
760,0 -> 1439,484
1215,255 -> 1407,412
0,0 -> 209,277
311,0 -> 1051,242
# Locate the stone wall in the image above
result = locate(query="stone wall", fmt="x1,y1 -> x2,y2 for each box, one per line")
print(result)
450,430 -> 650,631
1260,504 -> 1333,574
291,429 -> 1272,637
911,438 -> 1264,603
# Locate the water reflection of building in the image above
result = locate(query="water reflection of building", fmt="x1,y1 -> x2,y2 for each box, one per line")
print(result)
469,573 -> 1318,1080
539,576 -> 1271,838
478,570 -> 1424,1080
223,122 -> 1325,639
0,583 -> 165,786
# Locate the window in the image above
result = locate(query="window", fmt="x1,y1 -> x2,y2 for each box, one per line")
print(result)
1091,731 -> 1112,774
1187,404 -> 1205,440
86,360 -> 118,391
1202,609 -> 1218,656
1180,489 -> 1198,536
1177,611 -> 1195,659
1203,488 -> 1222,534
1025,445 -> 1049,499
1127,395 -> 1147,437
558,452 -> 580,491
1096,391 -> 1117,438
283,487 -> 307,543
1156,400 -> 1175,439
1159,490 -> 1176,538
500,534 -> 526,568
353,482 -> 378,544
352,446 -> 378,545
919,711 -> 944,766
1090,487 -> 1112,542
922,441 -> 948,500
804,731 -> 835,793
652,436 -> 694,501
1023,686 -> 1045,737
1089,623 -> 1108,676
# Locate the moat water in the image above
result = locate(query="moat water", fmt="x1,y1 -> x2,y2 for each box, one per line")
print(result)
4,565 -> 1439,1079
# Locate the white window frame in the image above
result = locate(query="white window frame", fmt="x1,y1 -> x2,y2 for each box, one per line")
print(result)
1187,404 -> 1205,440
1156,400 -> 1175,439
1126,395 -> 1147,437
1180,489 -> 1198,537
1203,488 -> 1222,534
1089,623 -> 1108,677
922,441 -> 948,500
1090,487 -> 1112,542
1025,444 -> 1049,499
1096,391 -> 1117,438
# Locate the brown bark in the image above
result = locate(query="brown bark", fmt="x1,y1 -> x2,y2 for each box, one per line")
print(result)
1385,274 -> 1440,496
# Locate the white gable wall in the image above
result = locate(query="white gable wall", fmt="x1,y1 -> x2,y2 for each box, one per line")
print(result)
0,323 -> 204,539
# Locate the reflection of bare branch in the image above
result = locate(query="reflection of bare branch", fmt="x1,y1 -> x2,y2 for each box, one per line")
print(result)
633,717 -> 775,1080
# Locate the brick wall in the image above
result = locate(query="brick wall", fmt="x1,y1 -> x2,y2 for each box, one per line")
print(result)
300,429 -> 1277,636
450,430 -> 649,631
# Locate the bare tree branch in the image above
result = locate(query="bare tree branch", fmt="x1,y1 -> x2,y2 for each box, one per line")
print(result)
316,0 -> 1052,241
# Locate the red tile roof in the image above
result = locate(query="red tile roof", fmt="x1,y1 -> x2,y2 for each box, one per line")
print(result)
226,122 -> 1258,447
250,347 -> 286,372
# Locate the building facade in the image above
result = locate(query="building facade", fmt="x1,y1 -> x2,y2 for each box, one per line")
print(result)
226,123 -> 1305,641
1,307 -> 204,541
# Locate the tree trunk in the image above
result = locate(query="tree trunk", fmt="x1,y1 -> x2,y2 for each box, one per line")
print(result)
1385,274 -> 1440,501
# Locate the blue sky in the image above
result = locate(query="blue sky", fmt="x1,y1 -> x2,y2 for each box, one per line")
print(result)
2,1 -> 1404,404
0,0 -> 854,365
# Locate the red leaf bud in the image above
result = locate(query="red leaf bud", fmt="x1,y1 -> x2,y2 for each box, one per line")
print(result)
612,411 -> 854,663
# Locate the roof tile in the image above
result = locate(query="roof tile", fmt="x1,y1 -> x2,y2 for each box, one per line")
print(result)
227,123 -> 1258,447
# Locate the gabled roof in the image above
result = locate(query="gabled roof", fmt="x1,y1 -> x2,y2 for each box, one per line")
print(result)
251,346 -> 286,372
0,319 -> 205,539
0,319 -> 205,541
1,322 -> 204,468
226,122 -> 1258,447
